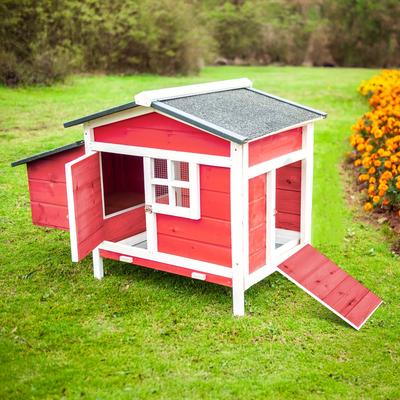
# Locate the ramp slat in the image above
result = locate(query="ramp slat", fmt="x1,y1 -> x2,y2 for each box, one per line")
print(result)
277,244 -> 382,330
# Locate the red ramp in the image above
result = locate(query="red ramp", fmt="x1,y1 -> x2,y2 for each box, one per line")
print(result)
277,245 -> 382,330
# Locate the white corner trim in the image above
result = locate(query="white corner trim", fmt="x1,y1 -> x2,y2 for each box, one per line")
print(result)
134,78 -> 253,106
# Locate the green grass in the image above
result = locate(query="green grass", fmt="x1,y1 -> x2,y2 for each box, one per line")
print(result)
1,66 -> 399,399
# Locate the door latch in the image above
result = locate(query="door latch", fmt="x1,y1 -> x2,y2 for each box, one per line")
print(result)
145,204 -> 153,214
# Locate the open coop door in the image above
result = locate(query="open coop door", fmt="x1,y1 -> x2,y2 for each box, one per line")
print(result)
65,152 -> 104,262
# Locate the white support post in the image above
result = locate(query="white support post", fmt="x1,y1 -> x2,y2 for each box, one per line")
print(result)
266,169 -> 277,264
83,124 -> 94,154
93,247 -> 104,279
230,143 -> 246,316
300,123 -> 314,245
143,157 -> 158,252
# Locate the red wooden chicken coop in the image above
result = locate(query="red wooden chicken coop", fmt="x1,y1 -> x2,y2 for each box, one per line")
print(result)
12,79 -> 382,329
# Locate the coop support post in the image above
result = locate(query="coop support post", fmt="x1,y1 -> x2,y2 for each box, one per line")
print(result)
300,123 -> 314,245
93,247 -> 104,279
230,142 -> 247,316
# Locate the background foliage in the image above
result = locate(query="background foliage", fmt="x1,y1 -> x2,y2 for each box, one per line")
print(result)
0,0 -> 399,85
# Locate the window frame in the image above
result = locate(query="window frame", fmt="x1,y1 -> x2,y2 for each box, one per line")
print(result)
145,157 -> 200,219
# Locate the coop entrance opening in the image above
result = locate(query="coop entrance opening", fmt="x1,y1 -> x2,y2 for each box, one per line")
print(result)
273,161 -> 301,254
101,152 -> 145,217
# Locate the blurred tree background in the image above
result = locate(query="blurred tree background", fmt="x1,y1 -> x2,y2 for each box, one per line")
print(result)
0,0 -> 399,85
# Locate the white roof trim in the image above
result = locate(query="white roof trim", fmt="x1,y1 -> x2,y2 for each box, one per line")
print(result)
134,78 -> 253,107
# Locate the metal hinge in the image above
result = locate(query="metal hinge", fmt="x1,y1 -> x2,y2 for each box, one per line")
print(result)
145,204 -> 153,214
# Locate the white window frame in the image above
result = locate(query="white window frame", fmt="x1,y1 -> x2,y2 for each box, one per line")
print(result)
145,157 -> 200,220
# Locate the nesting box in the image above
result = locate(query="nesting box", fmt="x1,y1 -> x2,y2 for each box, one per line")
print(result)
12,79 -> 381,329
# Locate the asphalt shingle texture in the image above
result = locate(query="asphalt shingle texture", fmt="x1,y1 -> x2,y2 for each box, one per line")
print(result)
161,88 -> 324,141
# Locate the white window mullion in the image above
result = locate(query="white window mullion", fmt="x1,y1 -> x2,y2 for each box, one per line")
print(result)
167,159 -> 175,207
189,162 -> 200,219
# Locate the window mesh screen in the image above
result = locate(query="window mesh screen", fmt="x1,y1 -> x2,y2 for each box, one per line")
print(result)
155,185 -> 169,204
174,187 -> 190,208
173,161 -> 189,181
154,158 -> 168,179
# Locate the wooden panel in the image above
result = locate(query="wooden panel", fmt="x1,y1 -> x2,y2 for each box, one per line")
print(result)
276,166 -> 301,191
200,190 -> 230,221
94,113 -> 230,157
157,215 -> 231,247
30,202 -> 69,230
99,249 -> 232,287
276,212 -> 300,231
277,244 -> 382,329
276,189 -> 301,215
248,175 -> 266,273
104,206 -> 146,243
200,165 -> 230,193
68,153 -> 105,261
248,128 -> 302,166
27,146 -> 84,183
28,179 -> 67,207
158,234 -> 231,267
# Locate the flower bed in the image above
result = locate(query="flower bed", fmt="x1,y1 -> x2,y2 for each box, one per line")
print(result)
350,70 -> 400,212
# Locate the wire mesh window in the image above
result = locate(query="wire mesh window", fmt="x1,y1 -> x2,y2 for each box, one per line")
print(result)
148,157 -> 200,219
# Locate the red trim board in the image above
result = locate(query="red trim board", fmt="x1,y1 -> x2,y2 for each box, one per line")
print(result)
277,245 -> 382,330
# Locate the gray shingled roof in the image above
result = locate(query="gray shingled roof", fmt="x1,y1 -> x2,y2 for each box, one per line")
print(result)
157,88 -> 326,142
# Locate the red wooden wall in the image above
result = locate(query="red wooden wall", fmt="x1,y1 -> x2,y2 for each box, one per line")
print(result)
276,162 -> 301,231
94,112 -> 231,157
157,165 -> 231,267
248,127 -> 302,166
27,146 -> 85,230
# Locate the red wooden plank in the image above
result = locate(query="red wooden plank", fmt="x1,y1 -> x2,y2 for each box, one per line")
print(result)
345,292 -> 382,328
69,153 -> 105,261
27,146 -> 84,183
323,276 -> 369,314
28,179 -> 67,207
276,189 -> 301,215
277,245 -> 382,329
157,234 -> 232,267
200,166 -> 230,193
30,202 -> 69,230
249,175 -> 266,202
94,113 -> 230,157
200,190 -> 230,221
276,166 -> 301,192
276,212 -> 300,231
248,128 -> 302,166
249,197 -> 266,228
157,215 -> 231,247
249,248 -> 266,273
104,206 -> 146,243
249,224 -> 266,252
99,249 -> 232,287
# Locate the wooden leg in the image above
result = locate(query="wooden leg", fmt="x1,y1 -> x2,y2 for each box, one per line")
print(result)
93,247 -> 104,280
232,283 -> 245,316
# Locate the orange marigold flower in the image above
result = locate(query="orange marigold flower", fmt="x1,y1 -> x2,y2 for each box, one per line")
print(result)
373,195 -> 380,203
364,202 -> 373,211
368,167 -> 376,174
354,159 -> 362,167
358,174 -> 369,182
374,160 -> 382,167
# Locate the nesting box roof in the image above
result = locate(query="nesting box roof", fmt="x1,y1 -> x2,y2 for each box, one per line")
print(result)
64,79 -> 326,143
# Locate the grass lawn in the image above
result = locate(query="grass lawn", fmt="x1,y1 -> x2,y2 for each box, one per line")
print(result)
1,66 -> 399,399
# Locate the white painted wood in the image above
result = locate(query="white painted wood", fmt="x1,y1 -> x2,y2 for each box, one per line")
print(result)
134,78 -> 253,106
83,124 -> 94,153
93,247 -> 104,279
86,106 -> 154,129
143,157 -> 157,253
118,232 -> 147,246
248,149 -> 307,179
120,255 -> 133,263
300,123 -> 314,245
191,272 -> 206,281
242,143 -> 250,281
99,240 -> 233,278
188,162 -> 200,220
230,142 -> 246,316
274,238 -> 300,258
246,118 -> 324,144
65,152 -> 99,262
90,141 -> 232,168
150,178 -> 190,188
276,229 -> 300,243
266,170 -> 276,266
